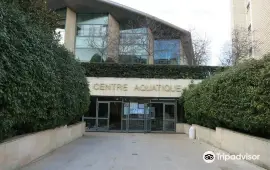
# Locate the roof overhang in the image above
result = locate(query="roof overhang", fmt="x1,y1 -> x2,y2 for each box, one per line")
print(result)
47,0 -> 195,65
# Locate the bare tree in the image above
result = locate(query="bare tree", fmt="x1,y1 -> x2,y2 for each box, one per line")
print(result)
190,29 -> 211,65
86,16 -> 121,63
87,16 -> 190,64
220,27 -> 260,66
120,17 -> 183,64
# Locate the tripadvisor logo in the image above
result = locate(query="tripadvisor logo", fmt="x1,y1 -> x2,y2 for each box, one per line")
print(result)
203,151 -> 260,163
203,151 -> 215,163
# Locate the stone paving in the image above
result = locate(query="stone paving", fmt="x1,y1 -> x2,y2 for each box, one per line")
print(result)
21,132 -> 265,170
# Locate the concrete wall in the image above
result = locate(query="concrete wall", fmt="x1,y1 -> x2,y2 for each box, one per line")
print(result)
191,124 -> 270,169
215,127 -> 270,169
179,43 -> 188,65
250,0 -> 270,58
64,8 -> 76,53
107,14 -> 120,62
193,124 -> 216,146
176,123 -> 191,135
0,122 -> 85,170
148,28 -> 154,64
231,0 -> 246,30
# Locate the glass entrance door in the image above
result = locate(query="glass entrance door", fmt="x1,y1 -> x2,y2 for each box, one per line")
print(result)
163,103 -> 176,132
122,100 -> 151,132
145,103 -> 152,132
127,102 -> 145,132
96,102 -> 110,131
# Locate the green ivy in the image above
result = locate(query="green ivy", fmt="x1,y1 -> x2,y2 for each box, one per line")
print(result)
182,55 -> 270,139
81,62 -> 228,79
0,0 -> 90,142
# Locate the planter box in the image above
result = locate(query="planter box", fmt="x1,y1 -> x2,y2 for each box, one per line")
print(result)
189,124 -> 270,169
0,122 -> 85,170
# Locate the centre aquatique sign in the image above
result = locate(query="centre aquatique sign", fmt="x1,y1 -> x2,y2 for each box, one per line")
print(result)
93,83 -> 182,92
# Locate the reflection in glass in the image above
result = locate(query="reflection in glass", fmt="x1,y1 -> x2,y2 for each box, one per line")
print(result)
119,28 -> 148,64
75,48 -> 104,62
165,104 -> 175,119
76,37 -> 106,48
154,40 -> 181,65
75,14 -> 108,62
98,103 -> 109,118
77,14 -> 108,25
77,25 -> 107,37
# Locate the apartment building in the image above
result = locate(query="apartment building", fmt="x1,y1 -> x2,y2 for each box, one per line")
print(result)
231,0 -> 270,58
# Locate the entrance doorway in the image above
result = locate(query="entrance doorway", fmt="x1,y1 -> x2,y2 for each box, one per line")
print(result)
122,100 -> 151,132
150,103 -> 176,132
109,102 -> 122,130
83,97 -> 177,132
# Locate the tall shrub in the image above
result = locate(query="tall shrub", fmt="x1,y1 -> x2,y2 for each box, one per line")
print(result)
0,0 -> 90,141
182,55 -> 270,138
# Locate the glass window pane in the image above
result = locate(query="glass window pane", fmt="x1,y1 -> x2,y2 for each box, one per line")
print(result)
120,34 -> 148,45
98,103 -> 109,118
76,37 -> 107,48
120,28 -> 147,34
119,45 -> 148,55
77,14 -> 108,25
154,39 -> 181,64
77,25 -> 107,36
75,48 -> 105,62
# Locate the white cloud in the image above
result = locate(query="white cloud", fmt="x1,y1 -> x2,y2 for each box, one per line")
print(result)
111,0 -> 231,66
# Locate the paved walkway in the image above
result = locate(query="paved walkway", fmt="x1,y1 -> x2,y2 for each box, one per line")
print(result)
21,133 -> 265,170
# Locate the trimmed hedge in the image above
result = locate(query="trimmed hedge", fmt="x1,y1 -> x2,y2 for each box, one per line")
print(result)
0,0 -> 90,142
182,55 -> 270,139
81,62 -> 227,79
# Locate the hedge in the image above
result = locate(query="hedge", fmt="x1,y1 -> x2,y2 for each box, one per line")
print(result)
182,55 -> 270,139
81,62 -> 227,79
0,0 -> 90,142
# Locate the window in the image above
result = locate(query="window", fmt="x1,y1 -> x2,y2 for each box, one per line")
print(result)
119,28 -> 149,64
154,40 -> 181,65
75,14 -> 108,62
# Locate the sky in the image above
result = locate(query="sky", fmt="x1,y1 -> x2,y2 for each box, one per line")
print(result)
111,0 -> 231,66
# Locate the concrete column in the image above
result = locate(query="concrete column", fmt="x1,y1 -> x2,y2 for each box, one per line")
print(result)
180,43 -> 188,65
148,28 -> 154,64
64,8 -> 76,53
107,14 -> 120,62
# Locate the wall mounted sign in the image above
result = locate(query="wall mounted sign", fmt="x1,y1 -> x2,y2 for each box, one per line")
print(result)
87,77 -> 201,98
92,83 -> 182,92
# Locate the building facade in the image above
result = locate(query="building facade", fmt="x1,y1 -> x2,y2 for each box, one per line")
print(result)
48,0 -> 198,133
231,0 -> 270,58
48,0 -> 195,65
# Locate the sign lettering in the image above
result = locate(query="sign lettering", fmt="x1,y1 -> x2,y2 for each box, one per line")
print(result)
92,83 -> 182,92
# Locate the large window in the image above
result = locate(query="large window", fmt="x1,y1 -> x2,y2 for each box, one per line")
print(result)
75,14 -> 108,62
154,40 -> 181,65
55,8 -> 67,45
119,28 -> 149,64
